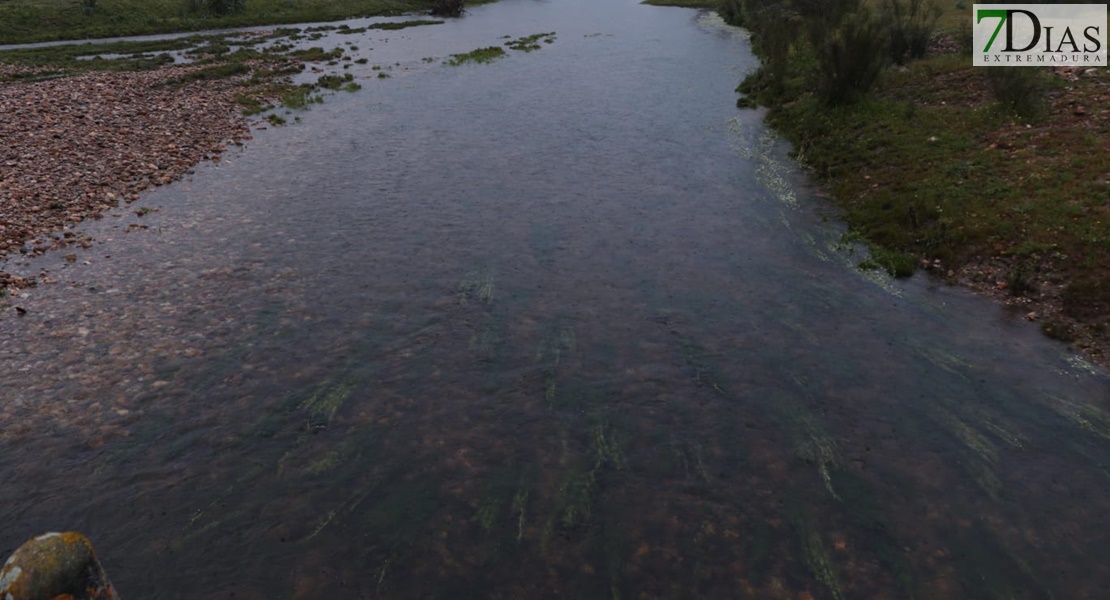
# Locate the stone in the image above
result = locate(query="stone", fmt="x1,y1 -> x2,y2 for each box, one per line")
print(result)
0,532 -> 119,600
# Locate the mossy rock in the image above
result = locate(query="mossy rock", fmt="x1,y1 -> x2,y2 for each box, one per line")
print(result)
0,532 -> 118,600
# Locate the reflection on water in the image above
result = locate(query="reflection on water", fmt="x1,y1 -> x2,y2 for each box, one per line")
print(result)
1,0 -> 1107,598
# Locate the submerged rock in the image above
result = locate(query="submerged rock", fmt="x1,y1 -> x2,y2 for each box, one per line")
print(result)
0,532 -> 118,600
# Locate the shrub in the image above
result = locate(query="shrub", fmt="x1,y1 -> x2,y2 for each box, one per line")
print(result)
815,9 -> 888,105
883,0 -> 941,65
987,67 -> 1045,119
430,0 -> 464,17
206,0 -> 246,15
182,0 -> 246,15
744,4 -> 799,100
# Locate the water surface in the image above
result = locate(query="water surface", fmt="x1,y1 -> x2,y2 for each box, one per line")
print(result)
1,1 -> 1107,598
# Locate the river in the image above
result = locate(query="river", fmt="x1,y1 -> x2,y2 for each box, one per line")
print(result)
1,0 -> 1107,598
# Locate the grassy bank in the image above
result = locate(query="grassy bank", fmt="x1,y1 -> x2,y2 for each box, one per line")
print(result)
0,0 -> 470,44
709,0 -> 1108,362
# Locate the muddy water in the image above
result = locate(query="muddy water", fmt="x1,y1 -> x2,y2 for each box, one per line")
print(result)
2,0 -> 1108,598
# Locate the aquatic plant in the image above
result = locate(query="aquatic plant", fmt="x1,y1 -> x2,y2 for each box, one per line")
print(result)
317,72 -> 354,90
368,20 -> 444,30
469,314 -> 503,360
536,321 -> 576,403
445,47 -> 506,66
459,267 -> 496,304
299,376 -> 357,424
505,32 -> 556,52
1043,393 -> 1110,443
801,527 -> 845,600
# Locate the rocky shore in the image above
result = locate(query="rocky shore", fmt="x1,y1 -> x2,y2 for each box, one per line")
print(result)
0,65 -> 253,289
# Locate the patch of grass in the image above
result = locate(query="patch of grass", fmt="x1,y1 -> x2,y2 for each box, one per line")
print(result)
317,72 -> 354,90
189,42 -> 231,56
367,19 -> 444,30
279,85 -> 319,109
0,36 -> 201,71
163,61 -> 249,85
641,0 -> 718,6
726,0 -> 1108,354
265,113 -> 287,126
505,32 -> 556,52
445,46 -> 506,66
234,92 -> 269,115
0,0 -> 448,45
290,46 -> 344,62
1063,277 -> 1110,321
1041,319 -> 1076,342
335,24 -> 368,34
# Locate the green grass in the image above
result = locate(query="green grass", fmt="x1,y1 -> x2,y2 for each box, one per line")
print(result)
504,32 -> 556,52
0,0 -> 441,45
641,0 -> 719,7
163,60 -> 250,84
290,46 -> 344,62
445,46 -> 506,66
758,60 -> 1109,297
367,19 -> 443,30
0,35 -> 209,70
727,0 -> 1109,353
316,72 -> 354,90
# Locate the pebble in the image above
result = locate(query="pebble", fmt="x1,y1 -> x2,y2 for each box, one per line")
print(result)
0,65 -> 254,287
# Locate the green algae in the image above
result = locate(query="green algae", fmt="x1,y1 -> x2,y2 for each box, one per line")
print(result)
459,266 -> 496,305
802,528 -> 844,600
536,320 -> 577,404
505,32 -> 557,52
469,313 -> 504,361
368,19 -> 443,30
827,468 -> 918,599
299,376 -> 356,424
1043,393 -> 1110,442
764,385 -> 843,501
445,46 -> 506,66
677,338 -> 729,396
529,223 -> 561,268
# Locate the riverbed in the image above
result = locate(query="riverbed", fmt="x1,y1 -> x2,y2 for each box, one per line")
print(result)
1,0 -> 1108,598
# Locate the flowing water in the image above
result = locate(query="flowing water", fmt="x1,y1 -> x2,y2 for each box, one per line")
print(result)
1,0 -> 1108,598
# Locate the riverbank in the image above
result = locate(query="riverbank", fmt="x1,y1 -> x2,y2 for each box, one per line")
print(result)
671,0 -> 1108,367
760,52 -> 1108,367
0,64 -> 253,290
0,0 -> 456,44
0,24 -> 394,295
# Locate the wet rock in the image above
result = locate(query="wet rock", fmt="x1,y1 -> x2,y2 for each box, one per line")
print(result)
0,532 -> 119,600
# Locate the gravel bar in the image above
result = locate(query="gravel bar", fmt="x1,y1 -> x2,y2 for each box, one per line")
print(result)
0,65 -> 253,289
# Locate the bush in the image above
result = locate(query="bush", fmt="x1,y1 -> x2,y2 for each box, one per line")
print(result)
182,0 -> 246,15
987,67 -> 1045,119
206,0 -> 246,15
815,9 -> 888,105
745,4 -> 799,100
883,0 -> 940,65
430,0 -> 464,17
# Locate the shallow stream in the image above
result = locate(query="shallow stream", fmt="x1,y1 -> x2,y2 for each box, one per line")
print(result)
1,0 -> 1107,598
